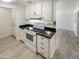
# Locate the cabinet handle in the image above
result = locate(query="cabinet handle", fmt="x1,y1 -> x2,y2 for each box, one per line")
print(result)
40,47 -> 44,50
41,38 -> 44,40
40,52 -> 45,55
41,42 -> 44,45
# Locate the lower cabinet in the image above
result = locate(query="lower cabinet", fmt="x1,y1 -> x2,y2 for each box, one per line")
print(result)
37,34 -> 56,59
19,29 -> 26,41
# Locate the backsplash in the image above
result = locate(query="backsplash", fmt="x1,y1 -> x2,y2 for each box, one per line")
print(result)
28,19 -> 53,23
19,19 -> 56,28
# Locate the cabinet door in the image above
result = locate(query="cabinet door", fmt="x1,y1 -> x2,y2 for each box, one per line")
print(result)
29,3 -> 42,18
42,0 -> 53,21
25,6 -> 30,19
37,35 -> 49,58
19,29 -> 26,41
29,4 -> 35,18
34,3 -> 42,18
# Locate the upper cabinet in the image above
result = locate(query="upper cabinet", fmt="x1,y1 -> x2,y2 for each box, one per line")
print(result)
34,3 -> 42,18
29,2 -> 42,18
29,4 -> 35,18
42,0 -> 53,21
25,5 -> 30,19
25,0 -> 53,20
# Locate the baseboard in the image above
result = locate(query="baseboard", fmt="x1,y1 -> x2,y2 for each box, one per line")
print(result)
57,28 -> 75,35
11,34 -> 16,39
11,34 -> 20,40
50,48 -> 56,59
0,33 -> 11,39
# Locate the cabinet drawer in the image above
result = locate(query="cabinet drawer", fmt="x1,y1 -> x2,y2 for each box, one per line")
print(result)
38,49 -> 48,58
38,46 -> 48,54
37,35 -> 49,45
37,35 -> 49,58
38,41 -> 48,49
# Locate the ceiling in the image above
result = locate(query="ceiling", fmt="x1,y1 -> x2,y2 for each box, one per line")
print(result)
0,0 -> 51,6
0,0 -> 42,6
14,0 -> 43,6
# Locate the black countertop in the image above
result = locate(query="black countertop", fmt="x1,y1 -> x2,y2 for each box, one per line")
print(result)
19,24 -> 56,39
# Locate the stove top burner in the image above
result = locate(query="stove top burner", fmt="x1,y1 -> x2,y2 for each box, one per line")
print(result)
31,28 -> 42,32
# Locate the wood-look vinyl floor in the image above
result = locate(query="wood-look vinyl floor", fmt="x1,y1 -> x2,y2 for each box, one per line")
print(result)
0,30 -> 79,59
0,36 -> 44,59
55,30 -> 79,59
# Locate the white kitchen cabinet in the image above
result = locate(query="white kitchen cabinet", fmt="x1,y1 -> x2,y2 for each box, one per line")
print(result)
29,3 -> 42,18
25,6 -> 30,19
37,34 -> 56,59
37,35 -> 49,58
42,0 -> 53,21
29,4 -> 35,18
34,3 -> 42,18
25,2 -> 42,19
25,0 -> 53,21
19,29 -> 26,41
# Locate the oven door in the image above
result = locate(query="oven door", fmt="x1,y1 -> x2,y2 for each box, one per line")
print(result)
26,33 -> 36,46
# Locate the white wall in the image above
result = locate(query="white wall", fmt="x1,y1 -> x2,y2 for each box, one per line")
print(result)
77,11 -> 79,37
18,8 -> 25,25
56,0 -> 79,32
0,2 -> 25,25
0,2 -> 22,9
0,2 -> 25,38
0,7 -> 12,38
